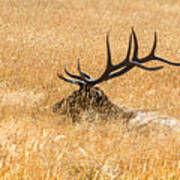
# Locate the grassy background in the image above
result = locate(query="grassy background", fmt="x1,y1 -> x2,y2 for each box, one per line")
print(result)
0,0 -> 179,179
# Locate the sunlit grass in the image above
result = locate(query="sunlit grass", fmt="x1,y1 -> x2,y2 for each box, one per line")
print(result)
0,0 -> 180,179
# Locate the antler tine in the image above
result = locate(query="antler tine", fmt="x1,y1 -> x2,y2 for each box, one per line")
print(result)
57,72 -> 85,86
64,61 -> 93,81
131,27 -> 138,59
154,56 -> 180,66
98,32 -> 114,77
140,31 -> 158,62
64,65 -> 82,80
130,61 -> 163,70
58,64 -> 88,88
115,32 -> 133,68
106,32 -> 113,71
77,59 -> 93,80
151,32 -> 157,55
95,32 -> 114,80
125,32 -> 133,61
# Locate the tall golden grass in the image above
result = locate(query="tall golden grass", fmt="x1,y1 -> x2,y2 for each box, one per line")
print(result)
0,0 -> 179,179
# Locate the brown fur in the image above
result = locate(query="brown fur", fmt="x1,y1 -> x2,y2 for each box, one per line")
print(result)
53,86 -> 135,123
52,86 -> 180,133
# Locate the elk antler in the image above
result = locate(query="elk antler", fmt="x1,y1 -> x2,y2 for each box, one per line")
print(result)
58,28 -> 180,89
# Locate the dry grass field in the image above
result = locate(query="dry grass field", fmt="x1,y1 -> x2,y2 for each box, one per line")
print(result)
0,0 -> 180,179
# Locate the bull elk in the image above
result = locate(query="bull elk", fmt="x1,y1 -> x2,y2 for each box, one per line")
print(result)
53,28 -> 180,132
